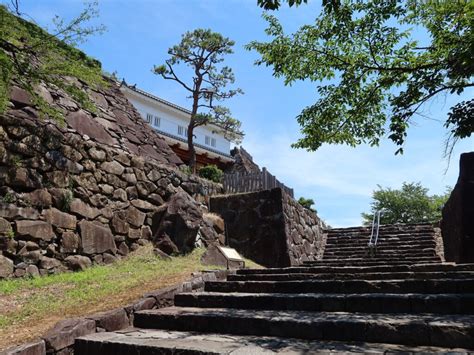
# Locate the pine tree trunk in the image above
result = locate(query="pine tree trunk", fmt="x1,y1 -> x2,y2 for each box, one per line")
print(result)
188,126 -> 197,173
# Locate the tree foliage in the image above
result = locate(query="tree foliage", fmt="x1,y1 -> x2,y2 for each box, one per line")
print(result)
0,1 -> 106,122
297,196 -> 316,213
198,164 -> 223,183
257,0 -> 307,10
247,0 -> 474,154
153,29 -> 243,171
362,182 -> 451,225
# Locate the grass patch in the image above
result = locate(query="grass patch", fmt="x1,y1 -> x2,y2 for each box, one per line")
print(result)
0,246 -> 214,350
0,245 -> 263,350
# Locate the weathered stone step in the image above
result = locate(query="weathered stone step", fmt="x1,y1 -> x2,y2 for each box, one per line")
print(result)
204,278 -> 474,294
133,307 -> 474,348
175,292 -> 474,315
323,244 -> 436,252
74,328 -> 472,354
327,224 -> 434,233
324,241 -> 437,249
306,258 -> 441,266
237,262 -> 474,275
325,236 -> 436,245
322,251 -> 437,258
228,270 -> 474,282
320,255 -> 440,262
326,233 -> 435,240
307,258 -> 441,266
326,229 -> 435,238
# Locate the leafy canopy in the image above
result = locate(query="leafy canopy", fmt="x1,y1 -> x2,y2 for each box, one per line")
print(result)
247,0 -> 474,154
0,1 -> 106,122
362,182 -> 451,225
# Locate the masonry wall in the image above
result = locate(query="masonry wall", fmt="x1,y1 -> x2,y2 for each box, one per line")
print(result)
441,152 -> 474,263
0,114 -> 222,278
209,188 -> 326,268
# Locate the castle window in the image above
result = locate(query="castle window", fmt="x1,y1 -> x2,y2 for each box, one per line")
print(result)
146,113 -> 153,123
154,116 -> 161,127
178,125 -> 188,137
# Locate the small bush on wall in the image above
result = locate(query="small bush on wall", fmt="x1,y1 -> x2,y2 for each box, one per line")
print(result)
198,165 -> 223,183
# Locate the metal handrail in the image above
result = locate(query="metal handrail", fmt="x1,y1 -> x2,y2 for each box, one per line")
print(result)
368,210 -> 383,248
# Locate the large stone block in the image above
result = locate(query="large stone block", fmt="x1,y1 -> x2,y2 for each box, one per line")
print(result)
60,231 -> 80,253
151,190 -> 202,254
0,217 -> 11,234
4,339 -> 46,355
125,206 -> 146,228
43,208 -> 77,230
0,203 -> 39,220
22,189 -> 52,208
87,308 -> 129,331
69,199 -> 100,220
78,220 -> 116,255
64,255 -> 92,271
43,318 -> 96,351
100,161 -> 125,175
16,220 -> 55,241
0,255 -> 14,278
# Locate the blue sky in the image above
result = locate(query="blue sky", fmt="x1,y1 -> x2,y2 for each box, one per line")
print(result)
14,0 -> 473,227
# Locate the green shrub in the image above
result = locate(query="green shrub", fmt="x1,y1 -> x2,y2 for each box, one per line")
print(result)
198,165 -> 223,183
298,197 -> 316,213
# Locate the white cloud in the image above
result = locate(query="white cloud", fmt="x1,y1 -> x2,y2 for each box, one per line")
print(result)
241,123 -> 472,227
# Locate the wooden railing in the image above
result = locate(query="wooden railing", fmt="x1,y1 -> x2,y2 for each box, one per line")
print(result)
223,167 -> 294,198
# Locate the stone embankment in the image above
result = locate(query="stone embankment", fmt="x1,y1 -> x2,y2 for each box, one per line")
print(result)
210,188 -> 326,267
75,223 -> 474,353
442,151 -> 474,263
0,77 -> 223,278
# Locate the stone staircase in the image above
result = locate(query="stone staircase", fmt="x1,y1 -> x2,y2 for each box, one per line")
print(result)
75,224 -> 474,353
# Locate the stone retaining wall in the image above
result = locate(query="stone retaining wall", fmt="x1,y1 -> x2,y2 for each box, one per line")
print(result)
0,114 -> 222,278
441,152 -> 474,263
4,270 -> 229,355
210,188 -> 326,268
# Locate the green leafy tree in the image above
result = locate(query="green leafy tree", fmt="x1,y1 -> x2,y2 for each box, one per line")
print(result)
0,1 -> 106,122
248,1 -> 474,155
362,182 -> 451,225
257,0 -> 307,10
154,29 -> 243,172
297,196 -> 316,213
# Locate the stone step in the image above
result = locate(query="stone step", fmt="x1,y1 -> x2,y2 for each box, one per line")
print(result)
305,258 -> 441,266
133,307 -> 474,349
228,270 -> 474,282
326,229 -> 435,235
323,244 -> 437,252
324,236 -> 436,246
320,255 -> 440,261
175,292 -> 474,315
324,241 -> 436,249
74,328 -> 473,354
327,224 -> 435,233
326,233 -> 435,240
322,251 -> 438,258
237,263 -> 473,275
324,243 -> 437,250
204,278 -> 474,294
306,259 -> 441,267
